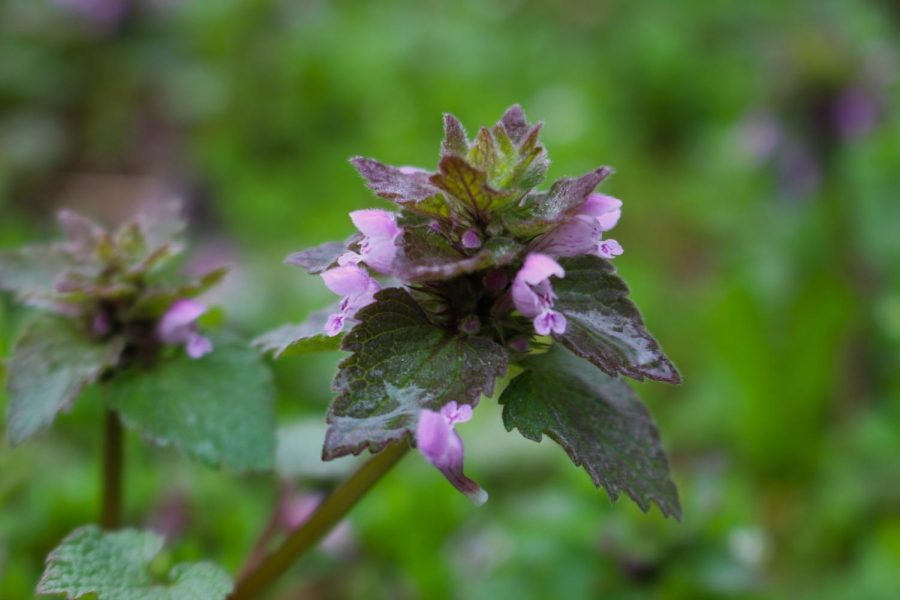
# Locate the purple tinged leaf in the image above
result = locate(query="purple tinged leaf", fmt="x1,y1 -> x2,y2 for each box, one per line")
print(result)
350,156 -> 443,204
253,307 -> 344,358
552,255 -> 680,383
395,223 -> 520,282
500,345 -> 681,520
324,288 -> 507,459
500,104 -> 530,143
285,241 -> 349,275
442,113 -> 469,156
57,209 -> 105,256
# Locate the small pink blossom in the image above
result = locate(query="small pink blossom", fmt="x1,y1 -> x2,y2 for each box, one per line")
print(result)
512,253 -> 567,336
321,264 -> 381,336
158,299 -> 213,359
579,193 -> 622,232
461,229 -> 482,249
348,209 -> 402,275
417,401 -> 487,506
596,238 -> 624,259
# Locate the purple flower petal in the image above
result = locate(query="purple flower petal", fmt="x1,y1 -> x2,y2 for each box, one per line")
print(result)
596,238 -> 624,259
461,229 -> 482,249
158,299 -> 213,359
321,265 -> 375,297
532,215 -> 601,257
580,193 -> 622,231
186,333 -> 214,359
158,299 -> 207,344
512,253 -> 565,319
417,404 -> 488,506
349,209 -> 402,275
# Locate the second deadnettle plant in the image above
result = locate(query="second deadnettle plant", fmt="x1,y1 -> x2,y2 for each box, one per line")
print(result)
259,105 -> 681,516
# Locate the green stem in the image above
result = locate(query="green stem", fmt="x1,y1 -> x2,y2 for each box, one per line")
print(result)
231,443 -> 409,599
100,409 -> 124,529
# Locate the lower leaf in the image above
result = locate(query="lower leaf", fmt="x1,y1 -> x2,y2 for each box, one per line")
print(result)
500,345 -> 681,519
37,525 -> 232,599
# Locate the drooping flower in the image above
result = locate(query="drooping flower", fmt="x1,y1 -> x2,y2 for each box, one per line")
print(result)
158,299 -> 213,359
512,253 -> 567,336
346,209 -> 402,275
417,401 -> 488,506
321,264 -> 381,336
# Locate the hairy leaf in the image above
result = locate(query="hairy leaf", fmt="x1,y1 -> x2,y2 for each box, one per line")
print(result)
500,346 -> 681,519
504,167 -> 612,236
442,113 -> 469,156
284,241 -> 348,274
351,157 -> 442,202
325,288 -> 507,458
5,317 -> 124,445
37,525 -> 232,599
553,255 -> 680,383
430,155 -> 514,217
108,335 -> 276,471
394,221 -> 520,282
253,308 -> 343,358
500,104 -> 530,144
0,244 -> 80,300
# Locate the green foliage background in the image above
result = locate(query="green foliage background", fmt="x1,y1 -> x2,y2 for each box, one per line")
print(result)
1,0 -> 898,598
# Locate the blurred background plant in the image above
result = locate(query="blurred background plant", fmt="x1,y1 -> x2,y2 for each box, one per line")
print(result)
1,0 -> 898,598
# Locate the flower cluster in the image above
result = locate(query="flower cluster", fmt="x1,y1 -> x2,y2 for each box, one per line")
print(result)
0,202 -> 221,365
279,107 -> 627,499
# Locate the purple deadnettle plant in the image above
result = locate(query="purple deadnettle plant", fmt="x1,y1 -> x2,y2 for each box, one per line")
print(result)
258,105 -> 682,520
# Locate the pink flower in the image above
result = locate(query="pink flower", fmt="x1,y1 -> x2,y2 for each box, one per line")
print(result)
348,209 -> 402,275
596,239 -> 624,259
579,193 -> 622,232
417,402 -> 488,506
321,264 -> 381,336
158,299 -> 213,359
461,228 -> 482,249
531,215 -> 601,257
512,253 -> 567,336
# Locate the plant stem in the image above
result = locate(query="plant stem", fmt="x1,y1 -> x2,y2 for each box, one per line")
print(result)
231,443 -> 409,599
100,409 -> 124,529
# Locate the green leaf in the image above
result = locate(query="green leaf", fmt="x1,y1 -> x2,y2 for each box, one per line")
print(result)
253,308 -> 344,358
325,288 -> 508,459
429,155 -> 515,217
284,241 -> 348,275
108,335 -> 276,471
500,345 -> 681,519
553,255 -> 680,383
0,244 -> 80,301
5,317 -> 124,445
36,525 -> 232,599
